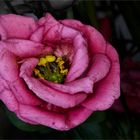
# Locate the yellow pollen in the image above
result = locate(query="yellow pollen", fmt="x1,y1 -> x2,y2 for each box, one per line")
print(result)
45,55 -> 56,62
38,58 -> 47,66
34,69 -> 44,79
38,55 -> 56,66
34,69 -> 40,75
34,55 -> 69,83
60,69 -> 68,75
56,56 -> 68,75
56,57 -> 63,63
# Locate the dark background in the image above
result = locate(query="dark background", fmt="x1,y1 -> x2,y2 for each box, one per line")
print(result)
0,0 -> 140,139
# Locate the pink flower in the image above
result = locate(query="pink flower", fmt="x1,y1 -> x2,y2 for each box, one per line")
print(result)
112,59 -> 140,113
0,13 -> 120,130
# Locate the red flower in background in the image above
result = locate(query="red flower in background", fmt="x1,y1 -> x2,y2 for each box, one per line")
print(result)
112,59 -> 140,113
0,13 -> 120,130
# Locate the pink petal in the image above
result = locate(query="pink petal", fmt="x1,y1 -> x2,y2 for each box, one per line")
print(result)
60,19 -> 84,30
0,49 -> 42,105
44,54 -> 110,94
0,39 -> 51,58
54,44 -> 74,62
66,106 -> 93,129
41,15 -> 89,81
20,58 -> 39,76
0,14 -> 37,39
20,58 -> 87,108
38,13 -> 58,33
82,44 -> 120,111
10,79 -> 42,105
43,23 -> 78,43
17,113 -> 38,125
18,104 -> 93,131
0,90 -> 18,112
42,77 -> 94,94
24,77 -> 87,109
87,54 -> 111,82
30,26 -> 44,43
0,75 -> 8,93
0,88 -> 37,124
84,26 -> 107,54
0,23 -> 7,40
66,34 -> 89,82
61,19 -> 107,54
0,49 -> 19,81
19,104 -> 68,131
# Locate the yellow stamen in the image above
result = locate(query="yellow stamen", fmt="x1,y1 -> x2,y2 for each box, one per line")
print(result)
38,58 -> 47,66
56,57 -> 62,63
56,56 -> 68,76
38,55 -> 56,66
34,55 -> 69,83
34,69 -> 40,75
34,69 -> 44,79
38,74 -> 45,79
60,69 -> 68,75
45,55 -> 56,62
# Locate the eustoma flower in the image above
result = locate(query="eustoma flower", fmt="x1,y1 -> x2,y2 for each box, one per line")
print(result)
0,13 -> 120,130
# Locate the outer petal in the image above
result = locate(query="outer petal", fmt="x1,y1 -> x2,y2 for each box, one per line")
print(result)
30,26 -> 45,43
66,34 -> 89,82
0,23 -> 7,40
0,14 -> 37,39
19,104 -> 68,130
0,48 -> 18,82
60,19 -> 84,31
20,58 -> 87,108
0,39 -> 52,58
23,77 -> 87,109
10,79 -> 42,105
0,75 -> 8,93
66,106 -> 93,130
38,13 -> 58,33
17,113 -> 38,125
0,49 -> 42,105
42,77 -> 94,94
0,90 -> 18,112
61,19 -> 107,54
82,44 -> 120,111
18,104 -> 93,131
87,53 -> 111,82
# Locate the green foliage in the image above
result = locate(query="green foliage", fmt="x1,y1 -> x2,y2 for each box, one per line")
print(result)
6,109 -> 52,133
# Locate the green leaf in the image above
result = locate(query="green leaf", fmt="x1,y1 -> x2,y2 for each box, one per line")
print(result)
72,112 -> 106,139
86,111 -> 106,124
76,122 -> 103,139
5,109 -> 52,133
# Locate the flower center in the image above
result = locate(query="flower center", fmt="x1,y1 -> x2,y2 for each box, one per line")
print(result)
33,55 -> 69,83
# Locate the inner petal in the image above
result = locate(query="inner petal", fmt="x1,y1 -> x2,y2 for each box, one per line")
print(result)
20,58 -> 87,108
43,23 -> 89,82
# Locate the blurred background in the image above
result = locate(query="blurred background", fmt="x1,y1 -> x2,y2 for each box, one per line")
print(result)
0,0 -> 140,139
